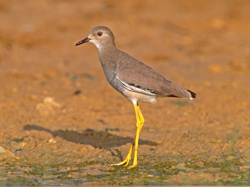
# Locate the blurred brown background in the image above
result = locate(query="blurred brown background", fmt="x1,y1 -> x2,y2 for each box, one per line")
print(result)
0,0 -> 249,185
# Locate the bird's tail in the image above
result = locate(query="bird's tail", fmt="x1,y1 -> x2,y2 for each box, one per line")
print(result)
165,83 -> 196,100
188,89 -> 196,99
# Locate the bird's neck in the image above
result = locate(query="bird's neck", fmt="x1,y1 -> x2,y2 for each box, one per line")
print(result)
97,43 -> 119,85
98,43 -> 118,68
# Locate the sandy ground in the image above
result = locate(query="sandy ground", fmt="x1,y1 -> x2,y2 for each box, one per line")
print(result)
0,0 -> 249,185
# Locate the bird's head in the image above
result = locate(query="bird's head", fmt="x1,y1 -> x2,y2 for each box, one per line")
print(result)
75,26 -> 115,51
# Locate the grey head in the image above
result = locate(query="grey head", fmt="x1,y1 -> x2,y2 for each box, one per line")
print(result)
75,26 -> 116,51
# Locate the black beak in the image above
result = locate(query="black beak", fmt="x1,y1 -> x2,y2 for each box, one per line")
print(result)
75,37 -> 90,46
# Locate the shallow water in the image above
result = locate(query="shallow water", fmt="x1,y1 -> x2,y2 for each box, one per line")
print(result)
0,0 -> 250,185
1,152 -> 249,185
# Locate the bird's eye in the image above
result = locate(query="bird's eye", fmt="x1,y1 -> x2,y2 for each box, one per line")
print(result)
97,31 -> 103,36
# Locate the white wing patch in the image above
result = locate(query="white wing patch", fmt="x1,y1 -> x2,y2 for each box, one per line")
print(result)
117,76 -> 156,96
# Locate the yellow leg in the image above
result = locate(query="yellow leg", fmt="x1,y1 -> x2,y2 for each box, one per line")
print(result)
128,104 -> 144,168
111,103 -> 144,168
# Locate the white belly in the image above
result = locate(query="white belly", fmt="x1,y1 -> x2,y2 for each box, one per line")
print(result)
123,89 -> 157,104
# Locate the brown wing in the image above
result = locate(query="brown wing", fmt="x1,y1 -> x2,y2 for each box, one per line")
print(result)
117,56 -> 194,99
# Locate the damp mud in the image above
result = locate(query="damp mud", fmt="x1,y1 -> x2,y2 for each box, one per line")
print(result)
0,0 -> 250,185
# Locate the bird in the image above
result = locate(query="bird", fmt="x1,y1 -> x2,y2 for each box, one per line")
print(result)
75,26 -> 196,169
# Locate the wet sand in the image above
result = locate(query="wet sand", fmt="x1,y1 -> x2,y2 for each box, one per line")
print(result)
0,0 -> 249,185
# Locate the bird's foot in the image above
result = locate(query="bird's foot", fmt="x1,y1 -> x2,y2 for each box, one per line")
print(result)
111,145 -> 133,167
111,158 -> 137,169
127,162 -> 137,169
110,156 -> 131,167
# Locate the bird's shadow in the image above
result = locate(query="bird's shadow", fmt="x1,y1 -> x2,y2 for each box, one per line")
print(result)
23,124 -> 158,149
